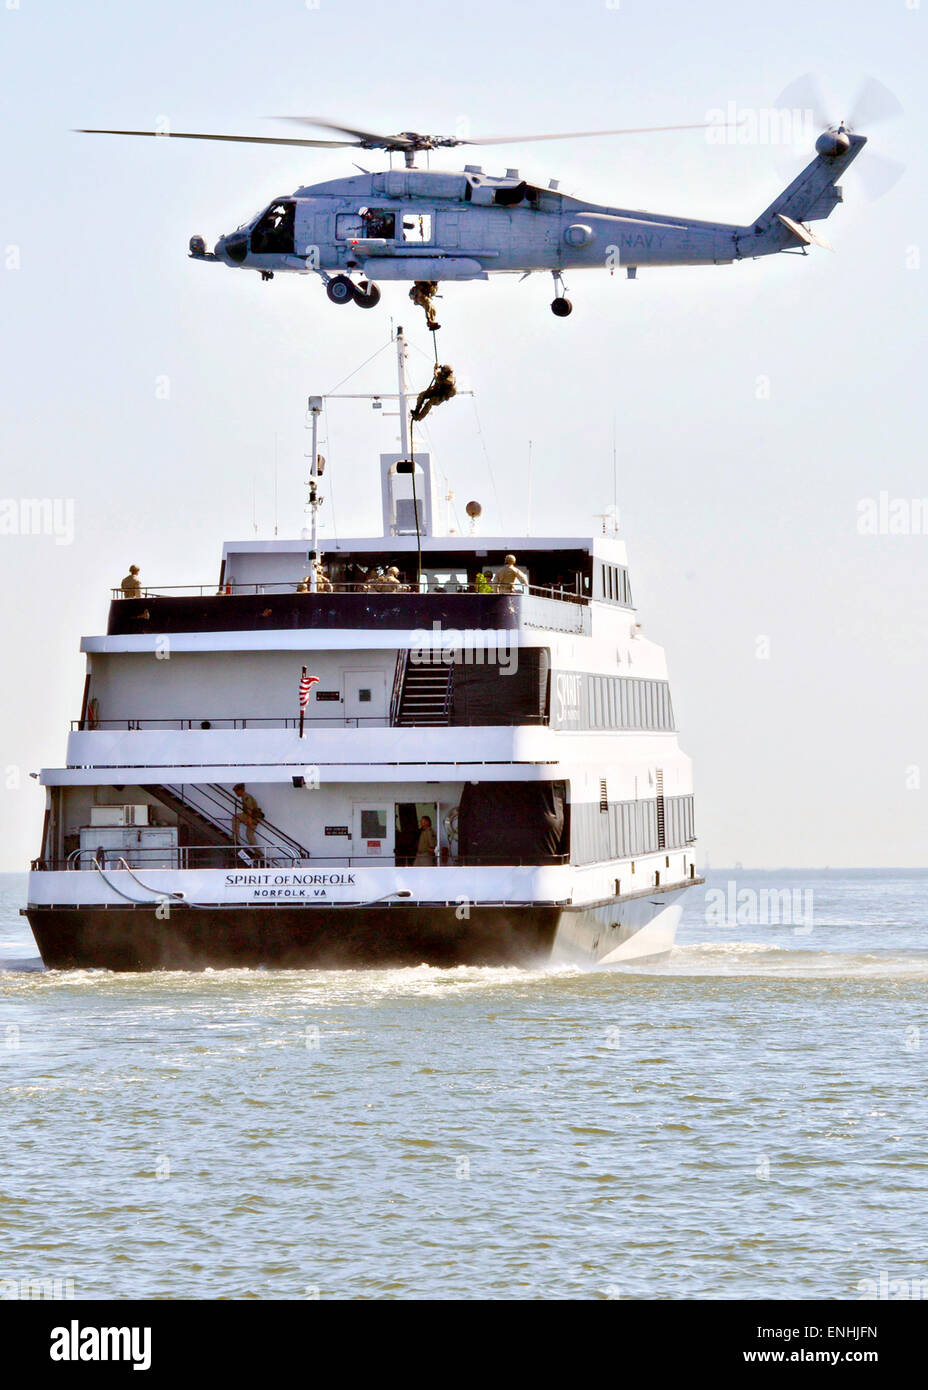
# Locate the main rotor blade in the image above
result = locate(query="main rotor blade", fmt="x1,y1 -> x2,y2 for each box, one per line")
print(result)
77,127 -> 358,148
279,117 -> 416,148
454,121 -> 729,146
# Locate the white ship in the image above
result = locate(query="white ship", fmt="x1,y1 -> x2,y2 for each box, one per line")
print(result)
25,329 -> 701,970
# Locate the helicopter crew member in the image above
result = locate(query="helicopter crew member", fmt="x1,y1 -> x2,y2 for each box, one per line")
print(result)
409,280 -> 441,331
494,554 -> 529,593
120,565 -> 142,598
411,364 -> 456,422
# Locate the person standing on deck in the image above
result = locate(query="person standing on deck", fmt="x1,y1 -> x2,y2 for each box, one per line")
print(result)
120,565 -> 141,598
414,815 -> 437,866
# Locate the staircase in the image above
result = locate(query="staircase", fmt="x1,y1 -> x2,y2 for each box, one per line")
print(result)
150,784 -> 233,848
151,783 -> 310,861
395,658 -> 454,727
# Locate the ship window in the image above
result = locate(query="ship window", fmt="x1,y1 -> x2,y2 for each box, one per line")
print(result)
402,213 -> 432,243
360,809 -> 388,839
358,688 -> 372,703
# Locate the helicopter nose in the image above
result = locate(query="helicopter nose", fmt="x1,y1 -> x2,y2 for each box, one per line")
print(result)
215,233 -> 249,265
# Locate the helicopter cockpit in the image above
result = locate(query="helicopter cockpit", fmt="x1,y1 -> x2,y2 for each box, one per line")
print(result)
250,200 -> 296,255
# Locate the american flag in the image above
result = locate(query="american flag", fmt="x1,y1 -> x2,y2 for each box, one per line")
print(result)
299,668 -> 319,710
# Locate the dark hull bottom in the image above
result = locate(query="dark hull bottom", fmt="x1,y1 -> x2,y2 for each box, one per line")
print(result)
26,904 -> 563,972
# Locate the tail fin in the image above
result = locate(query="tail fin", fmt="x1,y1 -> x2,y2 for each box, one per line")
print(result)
741,133 -> 866,254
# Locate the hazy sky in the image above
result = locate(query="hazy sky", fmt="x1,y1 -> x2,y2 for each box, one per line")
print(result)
1,0 -> 925,869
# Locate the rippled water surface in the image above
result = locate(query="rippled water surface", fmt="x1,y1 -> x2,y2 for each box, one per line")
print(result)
2,869 -> 926,1299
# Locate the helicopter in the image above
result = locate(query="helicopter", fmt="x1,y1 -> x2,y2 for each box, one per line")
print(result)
79,115 -> 868,319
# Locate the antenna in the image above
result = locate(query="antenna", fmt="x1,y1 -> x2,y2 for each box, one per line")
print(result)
527,439 -> 533,535
273,433 -> 279,538
306,396 -> 324,591
612,413 -> 618,523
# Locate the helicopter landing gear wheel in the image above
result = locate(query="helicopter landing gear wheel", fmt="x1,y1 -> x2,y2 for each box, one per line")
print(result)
550,269 -> 572,317
352,279 -> 381,308
326,274 -> 355,305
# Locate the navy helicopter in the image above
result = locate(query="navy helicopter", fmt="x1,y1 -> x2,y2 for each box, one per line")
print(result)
79,114 -> 868,319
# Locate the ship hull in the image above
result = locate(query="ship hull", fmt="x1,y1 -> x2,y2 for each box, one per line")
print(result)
25,886 -> 689,972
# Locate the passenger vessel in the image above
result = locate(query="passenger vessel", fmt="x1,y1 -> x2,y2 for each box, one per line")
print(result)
25,328 -> 700,969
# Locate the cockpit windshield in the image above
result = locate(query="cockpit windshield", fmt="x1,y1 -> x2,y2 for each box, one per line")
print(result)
250,201 -> 296,255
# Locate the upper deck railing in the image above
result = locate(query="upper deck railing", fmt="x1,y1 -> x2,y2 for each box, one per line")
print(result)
111,581 -> 590,603
70,713 -> 548,732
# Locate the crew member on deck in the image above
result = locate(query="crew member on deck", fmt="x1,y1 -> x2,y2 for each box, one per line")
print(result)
414,815 -> 438,866
494,554 -> 528,593
232,783 -> 263,846
370,565 -> 403,592
120,565 -> 141,598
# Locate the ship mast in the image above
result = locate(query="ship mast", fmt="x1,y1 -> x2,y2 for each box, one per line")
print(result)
306,394 -> 323,593
396,326 -> 411,458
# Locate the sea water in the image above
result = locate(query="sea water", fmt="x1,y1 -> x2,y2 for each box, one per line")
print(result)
1,869 -> 926,1300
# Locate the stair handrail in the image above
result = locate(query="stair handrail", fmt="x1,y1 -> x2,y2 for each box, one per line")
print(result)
390,649 -> 409,727
162,783 -> 310,859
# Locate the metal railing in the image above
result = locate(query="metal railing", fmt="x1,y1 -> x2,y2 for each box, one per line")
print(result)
71,715 -> 390,732
111,581 -> 590,604
38,847 -> 571,872
62,845 -> 307,871
71,712 -> 547,731
159,783 -> 310,861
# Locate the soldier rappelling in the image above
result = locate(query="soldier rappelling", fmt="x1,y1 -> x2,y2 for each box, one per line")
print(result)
409,280 -> 441,332
411,364 -> 457,422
